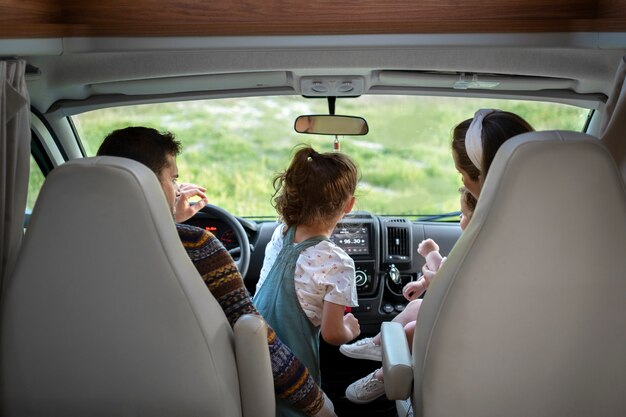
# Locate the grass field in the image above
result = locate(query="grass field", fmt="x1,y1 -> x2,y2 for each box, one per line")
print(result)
70,95 -> 588,219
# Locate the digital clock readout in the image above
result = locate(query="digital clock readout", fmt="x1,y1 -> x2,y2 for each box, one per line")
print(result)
330,225 -> 369,255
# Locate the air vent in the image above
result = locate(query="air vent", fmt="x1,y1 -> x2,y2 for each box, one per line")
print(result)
387,227 -> 409,258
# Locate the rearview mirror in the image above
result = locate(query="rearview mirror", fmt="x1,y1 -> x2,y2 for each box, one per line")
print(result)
294,115 -> 369,135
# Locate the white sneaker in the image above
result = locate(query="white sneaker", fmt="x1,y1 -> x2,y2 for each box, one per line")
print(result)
339,337 -> 382,361
345,371 -> 386,404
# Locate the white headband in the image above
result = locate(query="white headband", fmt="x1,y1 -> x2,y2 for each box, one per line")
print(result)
465,109 -> 495,170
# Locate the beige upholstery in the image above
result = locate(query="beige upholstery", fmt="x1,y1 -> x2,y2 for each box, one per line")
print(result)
1,156 -> 274,417
381,321 -> 413,400
386,131 -> 626,417
234,314 -> 275,417
600,56 -> 626,184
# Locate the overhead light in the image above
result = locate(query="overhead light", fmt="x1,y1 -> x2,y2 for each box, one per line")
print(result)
311,82 -> 329,93
337,82 -> 354,93
300,76 -> 365,96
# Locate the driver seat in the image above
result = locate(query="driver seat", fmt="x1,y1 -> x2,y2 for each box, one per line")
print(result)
382,131 -> 626,417
1,156 -> 274,417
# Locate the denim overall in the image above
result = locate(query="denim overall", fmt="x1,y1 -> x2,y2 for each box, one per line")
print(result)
254,226 -> 328,417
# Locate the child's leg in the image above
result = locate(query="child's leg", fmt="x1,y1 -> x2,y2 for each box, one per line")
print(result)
341,295 -> 422,364
345,300 -> 422,404
395,299 -> 422,326
404,320 -> 416,352
372,320 -> 417,380
372,299 -> 421,345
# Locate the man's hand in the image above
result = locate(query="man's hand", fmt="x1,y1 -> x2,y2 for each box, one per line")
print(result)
174,183 -> 209,223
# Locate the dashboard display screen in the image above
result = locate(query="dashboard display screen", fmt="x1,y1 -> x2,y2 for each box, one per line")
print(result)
184,220 -> 238,251
331,224 -> 370,256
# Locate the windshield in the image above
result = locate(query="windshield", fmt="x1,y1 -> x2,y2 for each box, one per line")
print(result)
73,95 -> 588,219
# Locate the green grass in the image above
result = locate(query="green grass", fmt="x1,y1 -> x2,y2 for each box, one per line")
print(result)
70,95 -> 588,218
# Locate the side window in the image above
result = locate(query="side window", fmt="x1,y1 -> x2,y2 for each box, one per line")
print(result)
27,155 -> 45,213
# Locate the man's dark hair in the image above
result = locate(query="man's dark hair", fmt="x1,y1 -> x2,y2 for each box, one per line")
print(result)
97,126 -> 182,175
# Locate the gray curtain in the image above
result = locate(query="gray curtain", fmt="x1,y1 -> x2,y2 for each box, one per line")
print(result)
0,59 -> 31,289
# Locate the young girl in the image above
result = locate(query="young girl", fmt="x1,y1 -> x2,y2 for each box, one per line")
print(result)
254,145 -> 361,416
342,187 -> 477,403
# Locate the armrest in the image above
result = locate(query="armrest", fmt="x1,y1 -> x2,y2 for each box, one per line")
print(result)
234,314 -> 275,417
381,321 -> 413,400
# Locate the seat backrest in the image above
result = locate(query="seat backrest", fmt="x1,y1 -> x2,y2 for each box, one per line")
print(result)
599,56 -> 626,184
412,131 -> 626,417
1,156 -> 268,417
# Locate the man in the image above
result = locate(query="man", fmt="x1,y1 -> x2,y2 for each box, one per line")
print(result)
97,126 -> 334,417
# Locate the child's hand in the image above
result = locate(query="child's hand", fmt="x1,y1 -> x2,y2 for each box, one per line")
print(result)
402,279 -> 427,301
417,238 -> 439,257
343,313 -> 361,341
415,254 -> 447,295
321,303 -> 359,345
421,263 -> 438,286
424,251 -> 444,272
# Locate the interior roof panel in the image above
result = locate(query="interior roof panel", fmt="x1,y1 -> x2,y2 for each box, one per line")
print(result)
20,35 -> 624,112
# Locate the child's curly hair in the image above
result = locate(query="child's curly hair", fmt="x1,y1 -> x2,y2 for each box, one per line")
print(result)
272,145 -> 359,228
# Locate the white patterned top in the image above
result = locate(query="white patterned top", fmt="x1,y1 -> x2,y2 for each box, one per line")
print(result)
257,224 -> 359,327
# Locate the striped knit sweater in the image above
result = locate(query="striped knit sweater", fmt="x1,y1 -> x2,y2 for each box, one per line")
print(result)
177,223 -> 324,416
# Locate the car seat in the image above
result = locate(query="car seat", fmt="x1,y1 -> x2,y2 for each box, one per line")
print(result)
382,131 -> 626,417
599,56 -> 626,184
1,156 -> 274,417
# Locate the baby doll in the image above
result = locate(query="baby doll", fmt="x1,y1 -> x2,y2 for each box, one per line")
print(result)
417,238 -> 444,275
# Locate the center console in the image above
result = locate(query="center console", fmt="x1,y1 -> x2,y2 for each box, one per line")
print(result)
330,212 -> 379,297
330,212 -> 420,326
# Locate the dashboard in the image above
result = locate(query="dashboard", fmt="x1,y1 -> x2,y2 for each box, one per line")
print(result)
330,223 -> 371,256
187,220 -> 241,251
186,210 -> 462,331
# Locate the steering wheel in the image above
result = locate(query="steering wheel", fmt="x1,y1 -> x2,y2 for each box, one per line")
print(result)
199,204 -> 250,278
